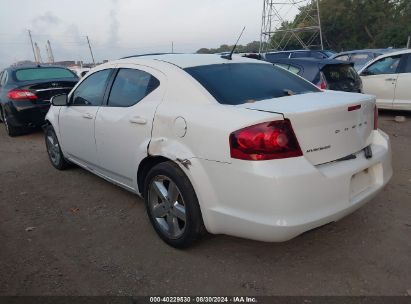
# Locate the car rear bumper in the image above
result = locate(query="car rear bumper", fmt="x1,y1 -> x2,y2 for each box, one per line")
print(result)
7,101 -> 50,127
188,129 -> 392,242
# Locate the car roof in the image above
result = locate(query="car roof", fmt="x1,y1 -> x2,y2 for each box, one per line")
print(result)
111,53 -> 266,69
375,49 -> 411,57
334,48 -> 404,56
6,64 -> 70,72
265,49 -> 329,54
267,57 -> 350,66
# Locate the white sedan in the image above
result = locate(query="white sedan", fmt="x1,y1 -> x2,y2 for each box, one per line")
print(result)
359,49 -> 411,110
45,54 -> 392,248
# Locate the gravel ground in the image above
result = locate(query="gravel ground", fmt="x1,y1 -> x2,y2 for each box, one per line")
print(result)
0,111 -> 410,296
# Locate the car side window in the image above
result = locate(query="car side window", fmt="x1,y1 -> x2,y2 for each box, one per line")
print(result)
335,55 -> 350,61
364,55 -> 401,75
274,63 -> 289,70
71,69 -> 111,106
107,68 -> 160,107
288,64 -> 301,74
401,54 -> 411,73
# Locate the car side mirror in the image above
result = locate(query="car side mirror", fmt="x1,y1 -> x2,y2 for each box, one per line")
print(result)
51,94 -> 68,106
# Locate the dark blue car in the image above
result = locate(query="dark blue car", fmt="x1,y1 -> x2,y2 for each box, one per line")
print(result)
263,57 -> 362,93
0,65 -> 79,136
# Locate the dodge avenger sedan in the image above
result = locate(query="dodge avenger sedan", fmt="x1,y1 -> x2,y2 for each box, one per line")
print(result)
44,54 -> 392,248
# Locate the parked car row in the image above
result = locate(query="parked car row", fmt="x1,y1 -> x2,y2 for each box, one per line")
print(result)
257,48 -> 411,109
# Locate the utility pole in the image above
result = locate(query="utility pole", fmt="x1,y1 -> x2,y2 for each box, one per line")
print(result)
407,35 -> 410,49
86,36 -> 96,66
171,41 -> 174,53
316,0 -> 324,50
27,30 -> 37,62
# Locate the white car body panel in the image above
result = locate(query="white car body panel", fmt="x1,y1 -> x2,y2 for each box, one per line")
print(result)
94,64 -> 167,189
360,73 -> 397,109
393,71 -> 411,110
359,49 -> 411,110
46,54 -> 392,242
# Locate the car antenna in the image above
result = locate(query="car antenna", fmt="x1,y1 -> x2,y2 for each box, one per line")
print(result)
221,26 -> 246,60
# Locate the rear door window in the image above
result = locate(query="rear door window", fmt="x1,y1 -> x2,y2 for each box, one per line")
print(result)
400,54 -> 411,73
185,63 -> 319,105
71,69 -> 112,106
107,68 -> 160,107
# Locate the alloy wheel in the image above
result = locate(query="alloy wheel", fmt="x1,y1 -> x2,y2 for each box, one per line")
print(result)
46,130 -> 61,166
148,175 -> 187,239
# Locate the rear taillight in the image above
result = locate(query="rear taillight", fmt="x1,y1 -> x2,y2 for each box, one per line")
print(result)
317,72 -> 328,90
374,105 -> 378,130
229,120 -> 303,161
7,89 -> 37,100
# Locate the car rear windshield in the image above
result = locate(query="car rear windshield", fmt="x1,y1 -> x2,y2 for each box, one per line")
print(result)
185,63 -> 320,105
15,68 -> 77,81
322,64 -> 360,83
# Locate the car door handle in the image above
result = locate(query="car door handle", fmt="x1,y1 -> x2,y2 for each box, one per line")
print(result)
82,113 -> 94,119
385,78 -> 397,81
129,116 -> 147,125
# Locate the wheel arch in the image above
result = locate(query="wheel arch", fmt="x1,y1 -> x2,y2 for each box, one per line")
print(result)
137,155 -> 171,196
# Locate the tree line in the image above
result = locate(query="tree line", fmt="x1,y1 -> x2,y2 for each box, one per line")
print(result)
197,0 -> 411,54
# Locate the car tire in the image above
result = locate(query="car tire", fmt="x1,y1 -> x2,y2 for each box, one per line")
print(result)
144,161 -> 206,248
45,125 -> 71,170
3,109 -> 23,137
0,106 -> 3,123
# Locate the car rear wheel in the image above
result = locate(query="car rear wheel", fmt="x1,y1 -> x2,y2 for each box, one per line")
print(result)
45,125 -> 70,170
144,161 -> 205,248
3,110 -> 22,137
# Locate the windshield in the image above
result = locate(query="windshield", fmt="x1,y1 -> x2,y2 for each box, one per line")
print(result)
185,63 -> 320,105
15,68 -> 77,81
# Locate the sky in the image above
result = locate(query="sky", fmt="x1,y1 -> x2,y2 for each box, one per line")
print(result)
0,0 -> 269,69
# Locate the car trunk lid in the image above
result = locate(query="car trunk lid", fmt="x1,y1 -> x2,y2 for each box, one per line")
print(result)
238,91 -> 375,165
18,79 -> 78,104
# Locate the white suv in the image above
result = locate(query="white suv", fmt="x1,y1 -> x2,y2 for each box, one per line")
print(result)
45,54 -> 392,248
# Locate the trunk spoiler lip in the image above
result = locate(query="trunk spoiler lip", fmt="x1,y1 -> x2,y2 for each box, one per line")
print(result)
236,91 -> 376,115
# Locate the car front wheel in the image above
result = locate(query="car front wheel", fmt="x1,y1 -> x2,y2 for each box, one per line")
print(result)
144,161 -> 205,248
45,125 -> 70,170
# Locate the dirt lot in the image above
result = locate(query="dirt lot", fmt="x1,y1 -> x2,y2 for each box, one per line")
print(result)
0,111 -> 410,296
